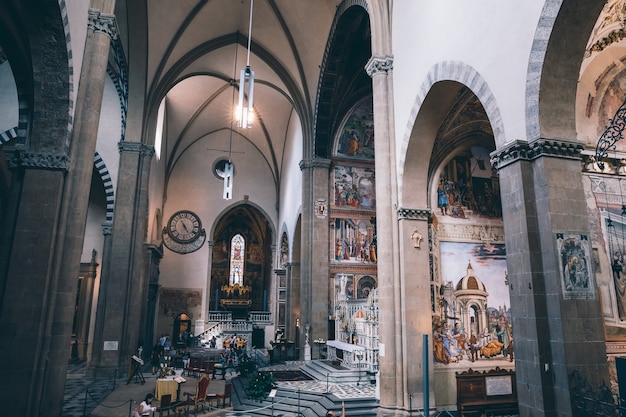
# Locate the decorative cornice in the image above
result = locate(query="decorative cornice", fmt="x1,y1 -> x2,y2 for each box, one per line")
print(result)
87,9 -> 118,41
118,141 -> 155,157
300,158 -> 331,170
365,55 -> 394,77
397,207 -> 431,221
436,223 -> 505,244
6,149 -> 70,171
490,138 -> 583,170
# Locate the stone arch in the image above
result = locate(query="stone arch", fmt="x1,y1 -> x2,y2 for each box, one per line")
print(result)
93,152 -> 115,223
209,201 -> 277,315
399,63 -> 502,206
527,0 -> 605,140
0,0 -> 72,150
313,0 -> 370,160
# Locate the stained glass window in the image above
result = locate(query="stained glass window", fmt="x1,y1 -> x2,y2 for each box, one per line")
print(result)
229,234 -> 245,285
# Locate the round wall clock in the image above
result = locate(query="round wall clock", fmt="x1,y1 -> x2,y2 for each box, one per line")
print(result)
162,210 -> 206,254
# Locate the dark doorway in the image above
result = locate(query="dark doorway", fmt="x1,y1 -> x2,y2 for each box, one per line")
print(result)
173,313 -> 191,349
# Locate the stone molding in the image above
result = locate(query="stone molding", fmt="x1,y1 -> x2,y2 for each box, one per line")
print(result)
365,55 -> 394,77
436,223 -> 505,244
87,9 -> 119,41
397,207 -> 431,221
118,141 -> 155,157
6,149 -> 70,171
299,158 -> 331,170
490,138 -> 583,170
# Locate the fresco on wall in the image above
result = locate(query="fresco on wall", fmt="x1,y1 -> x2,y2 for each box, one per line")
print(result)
335,99 -> 375,160
437,147 -> 501,219
597,73 -> 626,153
434,241 -> 511,364
333,165 -> 376,209
159,288 -> 202,319
331,217 -> 377,263
556,233 -> 595,300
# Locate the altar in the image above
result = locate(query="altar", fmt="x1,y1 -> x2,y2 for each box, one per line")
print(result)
155,376 -> 186,401
326,340 -> 366,368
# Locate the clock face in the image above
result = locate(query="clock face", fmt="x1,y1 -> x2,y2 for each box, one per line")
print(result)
167,210 -> 202,243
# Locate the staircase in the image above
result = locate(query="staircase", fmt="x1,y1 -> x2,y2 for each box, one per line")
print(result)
299,360 -> 366,385
230,376 -> 379,417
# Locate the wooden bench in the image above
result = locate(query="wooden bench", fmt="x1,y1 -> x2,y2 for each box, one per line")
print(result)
456,367 -> 518,417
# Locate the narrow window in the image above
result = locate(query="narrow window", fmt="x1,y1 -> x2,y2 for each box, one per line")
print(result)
229,234 -> 245,285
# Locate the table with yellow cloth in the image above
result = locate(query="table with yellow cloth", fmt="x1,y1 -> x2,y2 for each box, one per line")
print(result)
155,378 -> 179,401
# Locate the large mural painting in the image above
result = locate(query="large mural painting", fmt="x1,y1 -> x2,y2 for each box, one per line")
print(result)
434,241 -> 511,365
330,97 -> 377,304
335,99 -> 375,160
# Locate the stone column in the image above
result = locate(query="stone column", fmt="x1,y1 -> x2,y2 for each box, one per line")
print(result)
299,159 -> 331,352
206,241 -> 214,318
91,222 -> 113,371
366,54 -> 403,415
76,251 -> 99,360
40,8 -> 118,415
91,142 -> 154,372
398,208 -> 435,413
491,139 -> 609,417
143,244 -> 163,357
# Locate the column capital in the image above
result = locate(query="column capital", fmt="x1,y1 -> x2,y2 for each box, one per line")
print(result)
398,207 -> 431,221
88,9 -> 119,41
365,55 -> 394,77
490,138 -> 583,171
6,149 -> 70,171
118,141 -> 155,157
101,221 -> 113,235
299,158 -> 331,171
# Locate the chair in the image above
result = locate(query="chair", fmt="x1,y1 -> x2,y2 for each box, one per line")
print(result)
200,361 -> 214,378
158,394 -> 184,417
215,382 -> 232,408
185,357 -> 199,377
185,375 -> 211,416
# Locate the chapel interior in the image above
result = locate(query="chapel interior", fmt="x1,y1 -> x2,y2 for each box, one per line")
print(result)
1,0 -> 626,416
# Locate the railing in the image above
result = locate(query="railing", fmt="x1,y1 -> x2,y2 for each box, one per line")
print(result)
198,311 -> 271,347
207,311 -> 233,322
247,311 -> 271,323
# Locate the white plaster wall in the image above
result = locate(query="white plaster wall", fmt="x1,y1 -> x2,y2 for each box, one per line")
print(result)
0,61 -> 17,133
158,130 -> 279,318
95,75 -> 121,188
64,0 -> 90,112
81,75 -> 120,265
277,115 -> 303,260
392,2 -> 545,147
147,102 -> 167,245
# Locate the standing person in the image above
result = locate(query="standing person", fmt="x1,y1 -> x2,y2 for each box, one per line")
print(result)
326,401 -> 345,417
150,341 -> 163,375
138,393 -> 157,416
181,346 -> 190,369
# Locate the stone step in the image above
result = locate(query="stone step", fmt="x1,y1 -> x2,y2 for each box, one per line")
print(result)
231,377 -> 378,417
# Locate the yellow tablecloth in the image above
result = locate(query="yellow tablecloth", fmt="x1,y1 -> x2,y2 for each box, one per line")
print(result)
155,378 -> 179,401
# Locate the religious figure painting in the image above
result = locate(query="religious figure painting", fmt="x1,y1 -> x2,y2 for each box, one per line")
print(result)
332,217 -> 377,263
334,99 -> 375,160
556,233 -> 595,300
333,165 -> 376,209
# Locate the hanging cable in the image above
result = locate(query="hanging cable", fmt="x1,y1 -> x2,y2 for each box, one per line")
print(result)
246,0 -> 254,67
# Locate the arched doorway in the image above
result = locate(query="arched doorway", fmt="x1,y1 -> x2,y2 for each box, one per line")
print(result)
210,204 -> 274,320
173,313 -> 192,349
